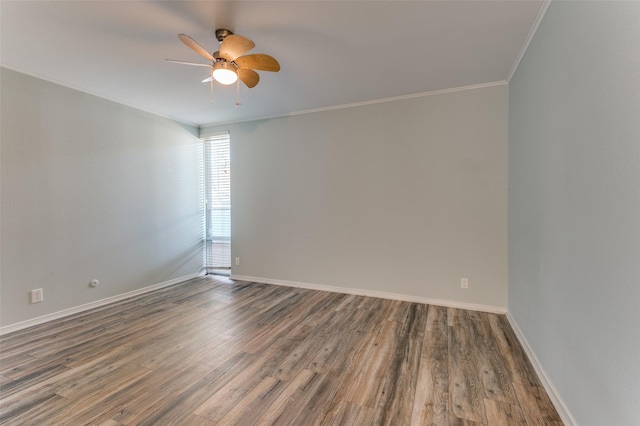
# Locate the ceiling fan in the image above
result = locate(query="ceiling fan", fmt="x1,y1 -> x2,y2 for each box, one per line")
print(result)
166,29 -> 280,90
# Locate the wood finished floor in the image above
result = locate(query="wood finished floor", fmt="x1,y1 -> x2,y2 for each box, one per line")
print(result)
0,276 -> 562,425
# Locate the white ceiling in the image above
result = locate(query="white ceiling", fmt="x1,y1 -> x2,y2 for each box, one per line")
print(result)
0,1 -> 544,127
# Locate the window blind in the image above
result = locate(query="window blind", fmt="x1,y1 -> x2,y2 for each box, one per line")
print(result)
203,132 -> 231,274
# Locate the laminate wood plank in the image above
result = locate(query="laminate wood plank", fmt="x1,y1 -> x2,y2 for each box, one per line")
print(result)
0,386 -> 60,424
152,337 -> 238,373
374,302 -> 429,426
68,360 -> 222,425
411,306 -> 450,425
269,298 -> 350,381
44,345 -> 143,399
136,324 -> 232,371
94,419 -> 124,426
214,376 -> 285,425
0,353 -> 39,378
0,310 -> 131,361
366,297 -> 403,325
201,283 -> 286,323
467,310 -> 484,322
425,305 -> 449,352
25,321 -> 173,375
484,398 -> 528,425
55,358 -> 150,401
23,306 -> 182,362
239,289 -> 332,355
321,303 -> 427,423
254,368 -> 317,424
207,290 -> 303,341
107,366 -> 221,424
344,318 -> 400,409
127,351 -> 258,425
0,296 -> 136,342
333,293 -> 364,312
448,306 -> 466,327
298,292 -> 350,329
191,342 -> 291,422
165,279 -> 239,305
0,374 -> 13,389
512,381 -> 563,426
488,314 -> 542,387
0,279 -> 212,357
306,301 -> 374,374
0,390 -> 66,425
448,309 -> 488,424
470,313 -> 518,404
286,372 -> 346,425
386,299 -> 413,323
226,285 -> 299,322
44,365 -> 154,425
174,413 -> 217,425
321,401 -> 375,426
448,417 -> 484,425
261,370 -> 329,425
0,276 -> 561,425
34,342 -> 134,387
0,359 -> 71,398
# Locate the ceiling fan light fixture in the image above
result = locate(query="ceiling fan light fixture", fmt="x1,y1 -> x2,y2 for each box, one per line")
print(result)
212,62 -> 238,85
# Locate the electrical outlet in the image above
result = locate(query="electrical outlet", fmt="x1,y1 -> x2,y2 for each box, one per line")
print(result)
235,257 -> 240,266
30,288 -> 44,303
461,278 -> 469,289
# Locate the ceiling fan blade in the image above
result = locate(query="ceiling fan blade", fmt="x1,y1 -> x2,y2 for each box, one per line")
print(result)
219,34 -> 255,61
166,59 -> 212,67
202,76 -> 213,83
178,34 -> 214,61
238,69 -> 260,88
235,54 -> 280,72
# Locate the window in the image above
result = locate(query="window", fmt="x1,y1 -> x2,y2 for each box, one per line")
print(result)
203,132 -> 231,274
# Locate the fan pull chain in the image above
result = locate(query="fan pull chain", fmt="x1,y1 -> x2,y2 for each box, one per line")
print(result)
235,77 -> 242,107
210,77 -> 215,103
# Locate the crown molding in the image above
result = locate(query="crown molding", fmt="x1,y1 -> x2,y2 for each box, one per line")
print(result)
199,81 -> 508,130
507,0 -> 553,82
0,65 -> 200,129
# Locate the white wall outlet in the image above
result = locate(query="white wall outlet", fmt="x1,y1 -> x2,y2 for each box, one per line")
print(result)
30,288 -> 44,303
461,278 -> 469,289
235,257 -> 240,266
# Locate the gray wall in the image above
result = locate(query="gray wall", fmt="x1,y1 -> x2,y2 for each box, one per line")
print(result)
508,2 -> 640,425
1,68 -> 204,327
202,84 -> 508,309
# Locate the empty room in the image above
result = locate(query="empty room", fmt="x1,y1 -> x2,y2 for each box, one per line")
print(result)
1,1 -> 638,425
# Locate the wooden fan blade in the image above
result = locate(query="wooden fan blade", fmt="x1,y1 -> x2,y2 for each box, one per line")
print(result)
178,34 -> 214,61
166,59 -> 212,67
235,54 -> 280,72
238,69 -> 260,88
219,34 -> 255,61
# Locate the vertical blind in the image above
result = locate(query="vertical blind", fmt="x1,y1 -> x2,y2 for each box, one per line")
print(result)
203,132 -> 231,274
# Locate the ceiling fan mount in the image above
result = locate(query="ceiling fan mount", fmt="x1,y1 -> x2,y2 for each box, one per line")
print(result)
166,28 -> 280,91
215,28 -> 234,43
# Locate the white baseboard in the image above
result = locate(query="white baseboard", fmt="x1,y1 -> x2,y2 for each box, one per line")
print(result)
230,275 -> 506,314
0,271 -> 206,336
506,312 -> 577,426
